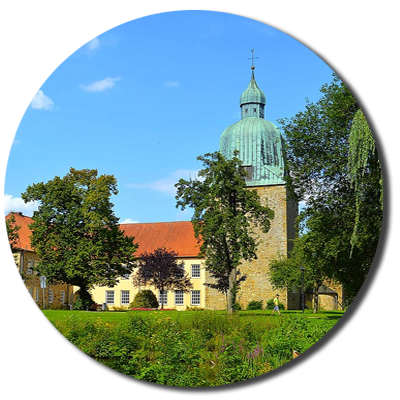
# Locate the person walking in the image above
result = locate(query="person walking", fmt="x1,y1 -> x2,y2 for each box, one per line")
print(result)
271,294 -> 282,316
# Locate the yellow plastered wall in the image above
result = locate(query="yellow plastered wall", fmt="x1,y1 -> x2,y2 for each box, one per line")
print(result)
90,257 -> 206,310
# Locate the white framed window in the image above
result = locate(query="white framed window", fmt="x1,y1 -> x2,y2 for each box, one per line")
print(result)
36,288 -> 40,302
48,289 -> 54,304
106,290 -> 115,304
29,287 -> 33,297
60,290 -> 65,304
121,290 -> 130,305
27,261 -> 33,274
191,264 -> 200,278
175,290 -> 184,305
159,290 -> 168,306
191,290 -> 200,306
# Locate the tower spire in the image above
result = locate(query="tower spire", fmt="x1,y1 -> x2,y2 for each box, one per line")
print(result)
248,49 -> 258,70
240,50 -> 266,119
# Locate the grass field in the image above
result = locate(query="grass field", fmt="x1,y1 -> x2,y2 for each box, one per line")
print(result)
43,308 -> 344,324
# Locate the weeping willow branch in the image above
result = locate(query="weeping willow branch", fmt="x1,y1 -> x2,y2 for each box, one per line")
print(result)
348,110 -> 382,255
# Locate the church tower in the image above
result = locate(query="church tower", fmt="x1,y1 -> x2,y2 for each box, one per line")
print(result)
205,56 -> 298,310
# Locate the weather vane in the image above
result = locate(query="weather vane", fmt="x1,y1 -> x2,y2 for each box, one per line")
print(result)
248,49 -> 258,70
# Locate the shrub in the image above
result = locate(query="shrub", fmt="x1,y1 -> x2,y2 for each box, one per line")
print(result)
266,299 -> 286,310
74,290 -> 94,310
247,300 -> 263,310
111,306 -> 128,311
130,290 -> 159,309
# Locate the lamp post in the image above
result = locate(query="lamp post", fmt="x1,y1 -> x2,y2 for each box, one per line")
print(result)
300,267 -> 305,313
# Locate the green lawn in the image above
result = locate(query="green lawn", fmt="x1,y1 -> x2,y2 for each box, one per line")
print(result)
43,308 -> 344,325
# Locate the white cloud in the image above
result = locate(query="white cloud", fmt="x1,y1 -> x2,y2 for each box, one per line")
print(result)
79,77 -> 121,92
163,80 -> 179,87
128,169 -> 199,196
4,194 -> 39,216
120,218 -> 139,224
16,88 -> 54,110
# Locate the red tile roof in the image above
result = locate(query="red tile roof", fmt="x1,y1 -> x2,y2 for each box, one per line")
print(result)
5,212 -> 34,251
121,221 -> 201,258
5,213 -> 201,258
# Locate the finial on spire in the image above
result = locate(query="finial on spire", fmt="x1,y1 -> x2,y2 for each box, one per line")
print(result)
248,49 -> 258,70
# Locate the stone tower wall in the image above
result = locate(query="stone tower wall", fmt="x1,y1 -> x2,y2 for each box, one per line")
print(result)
204,184 -> 298,310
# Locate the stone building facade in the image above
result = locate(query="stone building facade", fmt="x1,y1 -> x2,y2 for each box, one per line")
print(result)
204,185 -> 298,310
7,212 -> 70,309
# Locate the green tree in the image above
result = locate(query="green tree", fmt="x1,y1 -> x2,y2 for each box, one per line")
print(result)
21,168 -> 138,307
133,247 -> 193,309
4,212 -> 23,279
175,151 -> 274,313
348,109 -> 383,254
6,212 -> 20,252
270,215 -> 340,313
275,74 -> 382,303
281,74 -> 359,207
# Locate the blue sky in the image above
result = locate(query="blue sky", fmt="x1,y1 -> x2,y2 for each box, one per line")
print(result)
4,10 -> 334,223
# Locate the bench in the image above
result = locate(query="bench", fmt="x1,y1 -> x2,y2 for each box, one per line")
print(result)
88,303 -> 103,311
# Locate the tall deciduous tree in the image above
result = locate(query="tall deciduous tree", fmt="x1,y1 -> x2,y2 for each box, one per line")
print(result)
274,74 -> 382,304
21,168 -> 138,307
175,151 -> 274,313
133,247 -> 193,309
270,212 -> 346,313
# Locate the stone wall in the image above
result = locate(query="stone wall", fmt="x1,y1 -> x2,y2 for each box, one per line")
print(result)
14,250 -> 69,309
204,184 -> 298,310
292,280 -> 345,311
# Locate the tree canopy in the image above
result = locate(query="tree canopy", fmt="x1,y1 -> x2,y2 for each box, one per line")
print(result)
133,247 -> 193,309
271,74 -> 382,305
21,168 -> 138,306
175,151 -> 274,313
348,109 -> 382,254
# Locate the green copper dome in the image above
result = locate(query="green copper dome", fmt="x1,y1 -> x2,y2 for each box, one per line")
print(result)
240,70 -> 267,107
220,69 -> 285,186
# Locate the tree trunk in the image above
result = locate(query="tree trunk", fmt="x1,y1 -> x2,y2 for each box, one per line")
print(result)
313,286 -> 319,314
227,267 -> 237,314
